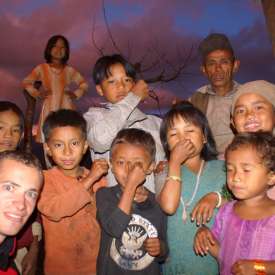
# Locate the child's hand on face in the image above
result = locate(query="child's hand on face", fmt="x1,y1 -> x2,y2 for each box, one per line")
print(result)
132,80 -> 149,101
231,260 -> 256,275
194,226 -> 217,256
144,237 -> 161,257
170,139 -> 195,166
127,162 -> 147,189
89,159 -> 109,181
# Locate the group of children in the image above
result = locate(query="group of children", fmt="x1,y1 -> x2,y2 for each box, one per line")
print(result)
1,34 -> 275,275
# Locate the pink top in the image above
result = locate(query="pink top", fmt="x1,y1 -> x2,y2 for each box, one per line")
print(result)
212,201 -> 275,275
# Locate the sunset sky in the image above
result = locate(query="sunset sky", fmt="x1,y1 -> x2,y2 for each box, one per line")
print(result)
1,0 -> 274,116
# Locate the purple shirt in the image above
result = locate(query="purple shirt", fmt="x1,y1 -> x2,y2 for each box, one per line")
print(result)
212,201 -> 275,275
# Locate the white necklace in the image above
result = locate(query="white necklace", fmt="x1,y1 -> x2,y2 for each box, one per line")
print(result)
49,64 -> 64,75
180,159 -> 205,223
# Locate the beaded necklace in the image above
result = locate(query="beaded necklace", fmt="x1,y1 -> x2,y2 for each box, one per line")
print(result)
49,64 -> 64,75
180,159 -> 205,223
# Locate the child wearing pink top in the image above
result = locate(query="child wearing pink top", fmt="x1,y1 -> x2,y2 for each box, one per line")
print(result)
191,80 -> 275,225
194,133 -> 275,275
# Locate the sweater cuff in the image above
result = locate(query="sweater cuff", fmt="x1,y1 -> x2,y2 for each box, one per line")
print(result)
110,207 -> 131,236
120,92 -> 141,108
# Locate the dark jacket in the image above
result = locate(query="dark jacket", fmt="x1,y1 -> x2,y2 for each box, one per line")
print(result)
0,237 -> 18,275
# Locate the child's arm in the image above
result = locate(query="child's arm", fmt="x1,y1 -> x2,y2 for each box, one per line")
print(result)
191,192 -> 227,225
231,260 -> 275,275
193,226 -> 220,258
117,162 -> 147,214
69,67 -> 88,99
21,236 -> 39,275
22,65 -> 42,99
84,80 -> 149,153
38,160 -> 108,221
96,187 -> 131,238
144,238 -> 164,257
131,80 -> 149,101
38,177 -> 92,222
96,162 -> 147,238
144,208 -> 168,262
157,139 -> 195,214
80,159 -> 108,191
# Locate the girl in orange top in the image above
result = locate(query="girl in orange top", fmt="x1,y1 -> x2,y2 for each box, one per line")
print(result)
22,35 -> 88,142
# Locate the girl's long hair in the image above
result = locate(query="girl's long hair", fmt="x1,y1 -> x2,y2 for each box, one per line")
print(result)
160,101 -> 217,161
44,35 -> 70,64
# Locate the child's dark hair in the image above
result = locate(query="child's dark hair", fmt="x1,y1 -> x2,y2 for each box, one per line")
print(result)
0,101 -> 24,132
225,132 -> 275,173
44,35 -> 70,64
160,101 -> 217,160
43,109 -> 87,142
93,54 -> 136,85
110,128 -> 156,162
0,150 -> 43,182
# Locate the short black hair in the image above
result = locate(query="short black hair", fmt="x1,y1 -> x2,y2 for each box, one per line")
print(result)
0,101 -> 24,132
110,128 -> 156,162
93,54 -> 136,85
0,150 -> 43,183
225,132 -> 275,173
160,101 -> 217,161
199,33 -> 235,62
44,35 -> 70,64
43,109 -> 87,142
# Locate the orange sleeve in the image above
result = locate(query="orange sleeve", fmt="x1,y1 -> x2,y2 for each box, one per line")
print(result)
70,67 -> 88,98
22,65 -> 42,96
92,176 -> 107,193
38,173 -> 92,222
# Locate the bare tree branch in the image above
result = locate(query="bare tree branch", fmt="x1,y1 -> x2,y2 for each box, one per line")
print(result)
91,0 -> 196,86
102,0 -> 122,55
91,16 -> 105,56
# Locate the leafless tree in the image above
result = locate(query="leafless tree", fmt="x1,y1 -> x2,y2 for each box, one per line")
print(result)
92,0 -> 196,83
91,0 -> 197,115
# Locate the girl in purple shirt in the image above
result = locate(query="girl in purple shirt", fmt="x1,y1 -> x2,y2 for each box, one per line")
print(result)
194,133 -> 275,275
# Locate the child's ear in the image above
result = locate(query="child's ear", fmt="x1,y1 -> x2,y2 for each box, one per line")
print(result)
20,131 -> 24,141
146,162 -> 156,175
109,160 -> 114,173
18,132 -> 24,147
267,172 -> 275,187
200,65 -> 207,77
43,143 -> 52,157
230,116 -> 236,132
232,59 -> 240,73
95,85 -> 104,97
83,141 -> 89,154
